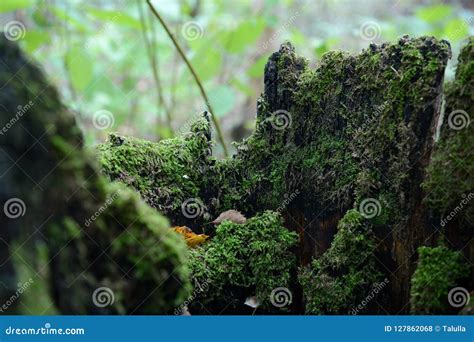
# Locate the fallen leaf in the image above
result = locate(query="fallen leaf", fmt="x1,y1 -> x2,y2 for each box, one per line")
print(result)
172,226 -> 209,248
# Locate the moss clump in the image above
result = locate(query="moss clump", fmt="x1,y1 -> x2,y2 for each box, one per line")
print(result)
188,211 -> 298,312
98,115 -> 213,225
423,37 -> 474,224
101,183 -> 191,311
48,182 -> 192,314
299,210 -> 383,314
410,246 -> 469,314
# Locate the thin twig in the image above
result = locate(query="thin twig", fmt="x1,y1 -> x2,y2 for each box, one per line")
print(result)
146,0 -> 229,157
137,0 -> 173,136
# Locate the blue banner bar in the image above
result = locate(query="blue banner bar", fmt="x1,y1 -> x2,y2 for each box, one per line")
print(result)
0,316 -> 472,342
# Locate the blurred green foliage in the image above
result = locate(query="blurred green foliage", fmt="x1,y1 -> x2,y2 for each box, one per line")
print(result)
0,0 -> 472,151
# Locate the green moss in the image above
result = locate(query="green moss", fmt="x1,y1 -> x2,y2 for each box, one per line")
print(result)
101,183 -> 192,311
188,211 -> 298,312
299,210 -> 383,314
410,245 -> 469,314
48,182 -> 192,314
216,37 -> 450,225
98,115 -> 213,223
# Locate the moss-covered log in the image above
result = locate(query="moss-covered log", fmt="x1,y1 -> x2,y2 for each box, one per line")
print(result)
98,115 -> 214,230
299,210 -> 384,314
0,37 -> 191,314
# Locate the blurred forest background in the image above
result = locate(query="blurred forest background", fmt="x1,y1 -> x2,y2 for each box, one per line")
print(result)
1,0 -> 473,155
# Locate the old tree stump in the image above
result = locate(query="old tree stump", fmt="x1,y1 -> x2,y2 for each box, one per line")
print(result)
0,35 -> 472,314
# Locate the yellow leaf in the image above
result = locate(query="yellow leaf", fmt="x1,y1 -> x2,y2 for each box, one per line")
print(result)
172,226 -> 209,248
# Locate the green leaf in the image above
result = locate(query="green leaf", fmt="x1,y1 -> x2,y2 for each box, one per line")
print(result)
86,7 -> 141,29
314,38 -> 339,58
231,78 -> 253,96
191,48 -> 222,81
0,0 -> 33,13
208,86 -> 236,117
32,8 -> 52,27
156,126 -> 173,140
224,19 -> 265,53
51,7 -> 88,32
416,5 -> 453,23
247,54 -> 270,78
66,46 -> 94,93
443,19 -> 469,42
22,30 -> 50,53
290,28 -> 305,46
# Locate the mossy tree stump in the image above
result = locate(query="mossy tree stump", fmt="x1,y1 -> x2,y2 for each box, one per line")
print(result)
100,37 -> 472,314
